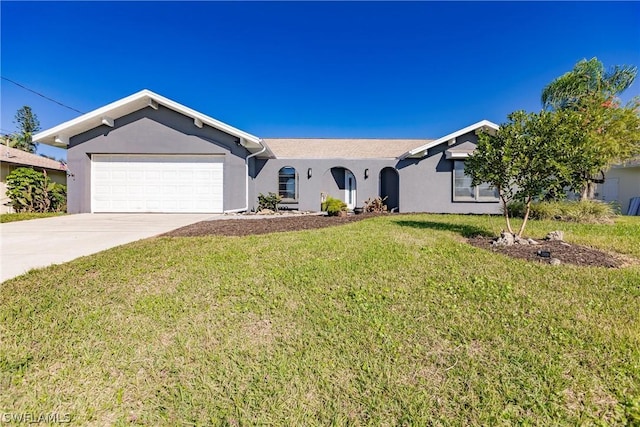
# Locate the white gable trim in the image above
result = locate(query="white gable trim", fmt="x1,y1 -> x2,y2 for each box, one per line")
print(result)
398,120 -> 499,159
445,150 -> 472,159
33,89 -> 273,156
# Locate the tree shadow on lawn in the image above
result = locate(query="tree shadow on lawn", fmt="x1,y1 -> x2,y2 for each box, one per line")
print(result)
393,219 -> 494,238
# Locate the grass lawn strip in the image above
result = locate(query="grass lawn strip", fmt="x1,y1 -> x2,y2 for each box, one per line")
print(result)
1,214 -> 638,425
0,212 -> 65,223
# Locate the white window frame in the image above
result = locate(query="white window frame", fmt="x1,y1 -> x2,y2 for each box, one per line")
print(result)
452,160 -> 499,202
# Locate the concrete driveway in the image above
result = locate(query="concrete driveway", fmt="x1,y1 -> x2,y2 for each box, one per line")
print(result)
0,213 -> 216,283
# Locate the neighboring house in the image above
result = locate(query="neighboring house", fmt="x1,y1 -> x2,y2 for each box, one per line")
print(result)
595,157 -> 640,215
0,145 -> 67,214
32,89 -> 501,215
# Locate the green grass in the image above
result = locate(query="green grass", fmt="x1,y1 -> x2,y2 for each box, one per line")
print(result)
0,212 -> 65,223
1,214 -> 639,425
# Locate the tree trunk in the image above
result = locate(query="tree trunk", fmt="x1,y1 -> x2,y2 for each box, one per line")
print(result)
517,196 -> 532,237
500,194 -> 514,234
580,181 -> 597,201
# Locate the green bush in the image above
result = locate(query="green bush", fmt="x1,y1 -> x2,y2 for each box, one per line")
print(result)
257,192 -> 281,212
5,167 -> 67,213
506,200 -> 616,223
321,196 -> 347,216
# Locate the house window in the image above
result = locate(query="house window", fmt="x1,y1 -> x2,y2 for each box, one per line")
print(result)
453,161 -> 499,202
278,166 -> 298,202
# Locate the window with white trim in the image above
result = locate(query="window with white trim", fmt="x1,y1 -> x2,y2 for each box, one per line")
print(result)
453,161 -> 499,202
278,166 -> 298,202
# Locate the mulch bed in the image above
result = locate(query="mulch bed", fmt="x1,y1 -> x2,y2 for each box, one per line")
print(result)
161,213 -> 631,268
467,237 -> 628,268
161,214 -> 371,237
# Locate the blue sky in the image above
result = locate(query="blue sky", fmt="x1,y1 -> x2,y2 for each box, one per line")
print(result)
2,1 -> 639,160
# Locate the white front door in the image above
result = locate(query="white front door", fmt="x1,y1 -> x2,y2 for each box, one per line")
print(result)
345,170 -> 356,210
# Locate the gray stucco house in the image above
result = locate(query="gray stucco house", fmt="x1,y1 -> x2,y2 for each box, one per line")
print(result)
33,90 -> 501,214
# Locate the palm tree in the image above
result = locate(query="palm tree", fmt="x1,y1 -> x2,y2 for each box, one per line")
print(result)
541,58 -> 639,200
542,58 -> 637,111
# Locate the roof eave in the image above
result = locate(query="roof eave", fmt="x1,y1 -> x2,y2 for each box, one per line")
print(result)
398,120 -> 499,160
33,89 -> 266,153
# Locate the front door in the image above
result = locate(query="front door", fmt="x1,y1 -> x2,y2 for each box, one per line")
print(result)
345,170 -> 356,210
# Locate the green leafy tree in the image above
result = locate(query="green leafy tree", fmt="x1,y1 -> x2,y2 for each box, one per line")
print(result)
542,58 -> 640,199
5,167 -> 66,213
10,106 -> 41,153
560,100 -> 640,199
465,111 -> 574,237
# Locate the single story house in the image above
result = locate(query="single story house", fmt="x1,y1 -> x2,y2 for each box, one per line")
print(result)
595,157 -> 640,215
1,145 -> 68,214
33,89 -> 503,215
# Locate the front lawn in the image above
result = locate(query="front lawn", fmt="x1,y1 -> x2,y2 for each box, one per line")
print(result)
1,214 -> 638,425
0,212 -> 65,223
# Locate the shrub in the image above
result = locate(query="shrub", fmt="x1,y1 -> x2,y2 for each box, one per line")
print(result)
257,192 -> 281,212
363,196 -> 388,213
505,200 -> 616,223
5,167 -> 67,213
321,196 -> 347,216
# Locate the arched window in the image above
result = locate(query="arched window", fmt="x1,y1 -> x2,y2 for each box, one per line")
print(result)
278,166 -> 297,202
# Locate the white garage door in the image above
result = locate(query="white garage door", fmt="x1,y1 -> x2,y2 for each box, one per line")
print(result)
92,154 -> 224,213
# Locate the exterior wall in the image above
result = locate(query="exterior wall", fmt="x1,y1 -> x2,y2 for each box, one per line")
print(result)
250,131 -> 501,214
252,158 -> 397,212
1,163 -> 67,213
67,105 -> 249,213
596,166 -> 640,214
1,162 -> 11,214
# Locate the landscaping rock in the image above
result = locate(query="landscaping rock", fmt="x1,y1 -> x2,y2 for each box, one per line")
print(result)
492,231 -> 516,246
493,233 -> 539,246
545,230 -> 564,241
549,258 -> 562,266
258,209 -> 275,215
516,236 -> 537,245
468,236 -> 624,268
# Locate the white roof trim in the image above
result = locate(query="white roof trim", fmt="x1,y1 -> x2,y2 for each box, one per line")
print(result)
445,150 -> 472,159
398,120 -> 499,159
33,89 -> 273,156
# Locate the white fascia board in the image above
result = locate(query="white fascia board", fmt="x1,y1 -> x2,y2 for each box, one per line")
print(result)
33,90 -> 152,147
398,120 -> 499,159
32,89 -> 271,155
445,151 -> 472,159
144,90 -> 263,147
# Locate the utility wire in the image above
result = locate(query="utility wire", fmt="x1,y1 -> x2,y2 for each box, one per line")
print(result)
1,76 -> 85,114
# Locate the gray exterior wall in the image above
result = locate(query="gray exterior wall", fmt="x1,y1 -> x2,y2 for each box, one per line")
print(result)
250,131 -> 501,214
67,105 -> 250,213
65,106 -> 500,216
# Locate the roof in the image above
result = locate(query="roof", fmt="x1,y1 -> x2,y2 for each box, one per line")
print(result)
32,89 -> 272,156
1,146 -> 67,171
399,120 -> 499,159
263,138 -> 431,159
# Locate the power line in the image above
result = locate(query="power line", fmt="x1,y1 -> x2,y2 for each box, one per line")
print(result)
1,76 -> 85,114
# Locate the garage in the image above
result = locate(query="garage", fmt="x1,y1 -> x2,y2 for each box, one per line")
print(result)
91,154 -> 224,213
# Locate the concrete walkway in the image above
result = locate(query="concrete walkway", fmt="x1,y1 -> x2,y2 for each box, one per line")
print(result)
0,213 -> 216,283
